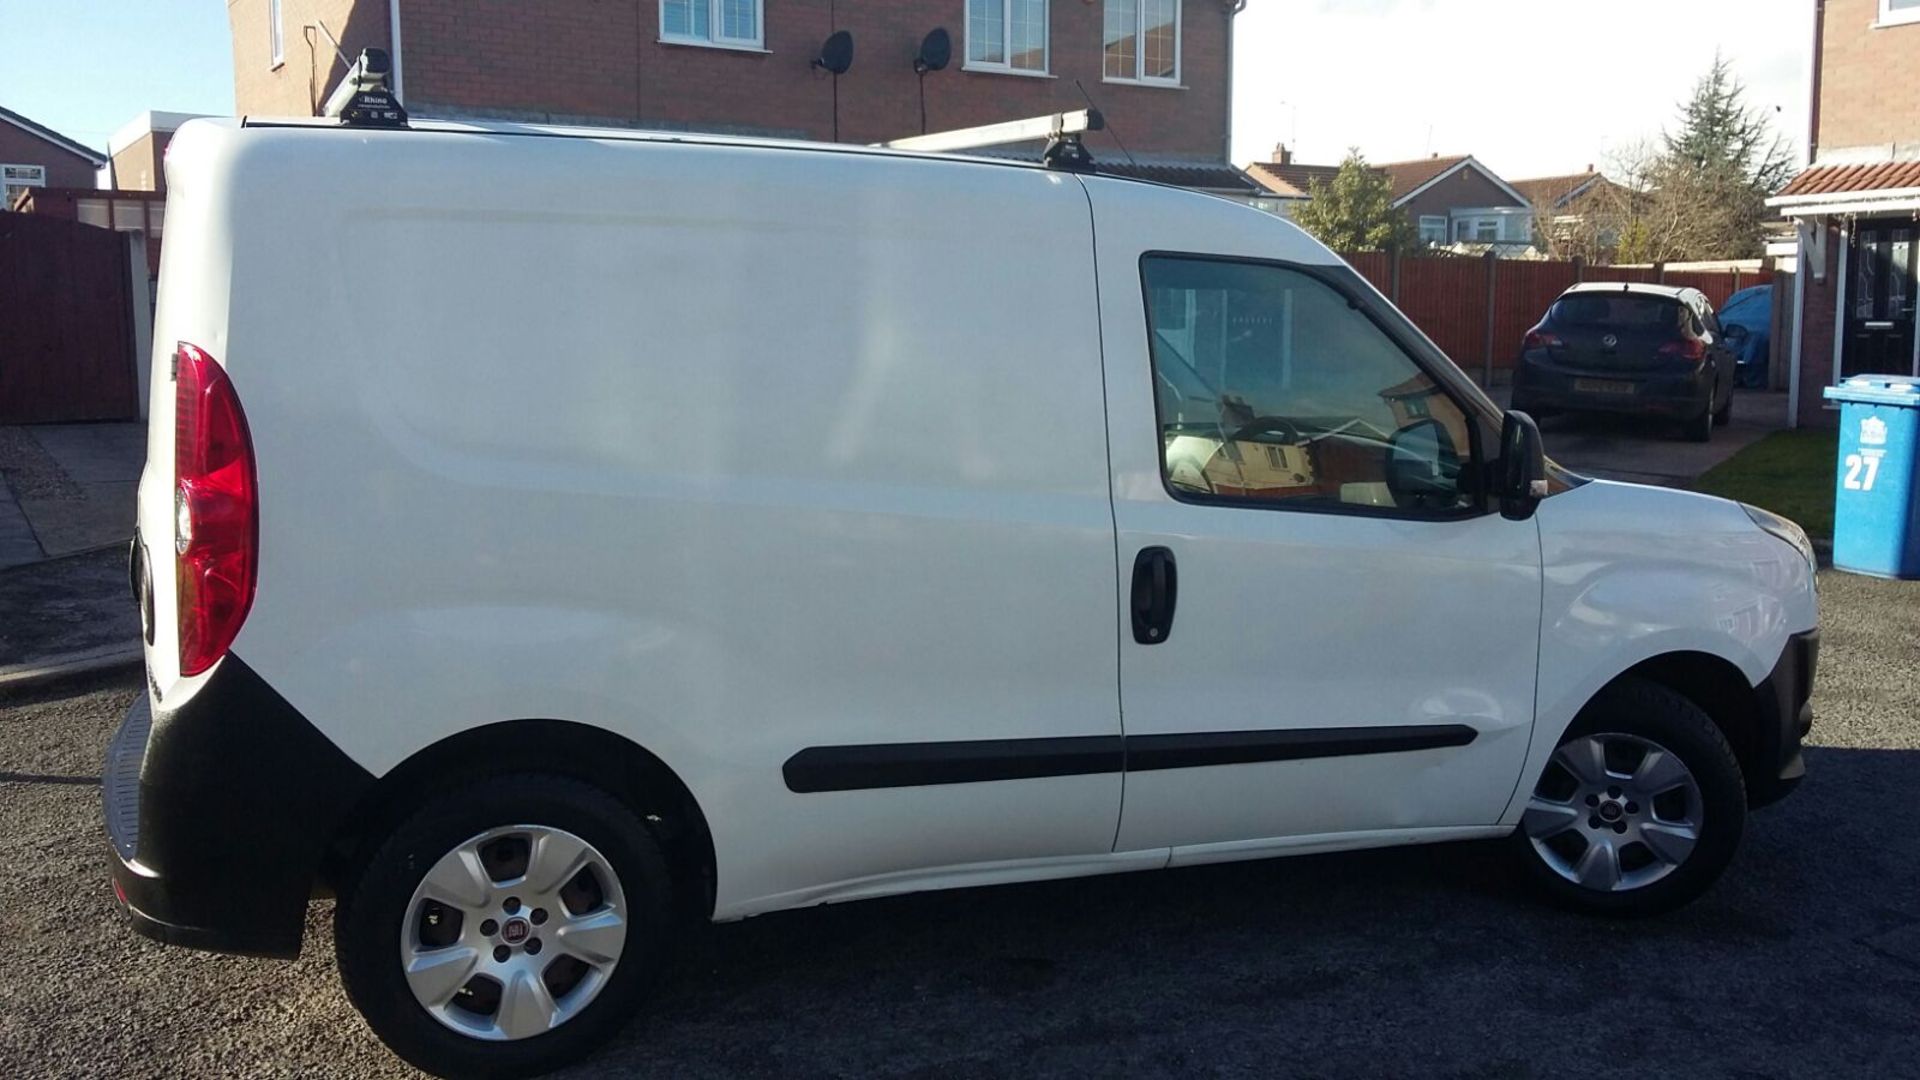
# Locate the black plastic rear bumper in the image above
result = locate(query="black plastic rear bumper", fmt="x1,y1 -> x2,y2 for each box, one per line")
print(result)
1512,358 -> 1712,419
105,654 -> 374,958
1749,629 -> 1819,808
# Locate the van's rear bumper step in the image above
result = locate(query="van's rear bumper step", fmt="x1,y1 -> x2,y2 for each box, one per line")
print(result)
104,654 -> 375,959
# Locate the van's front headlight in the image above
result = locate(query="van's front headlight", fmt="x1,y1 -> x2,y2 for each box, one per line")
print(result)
1743,503 -> 1817,574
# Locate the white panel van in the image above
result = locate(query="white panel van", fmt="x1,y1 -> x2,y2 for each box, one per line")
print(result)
107,117 -> 1819,1078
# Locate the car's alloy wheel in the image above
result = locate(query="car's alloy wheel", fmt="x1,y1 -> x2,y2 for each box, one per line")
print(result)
1521,733 -> 1703,892
403,825 -> 629,1041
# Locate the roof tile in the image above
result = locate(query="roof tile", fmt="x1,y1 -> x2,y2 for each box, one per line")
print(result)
1779,160 -> 1920,197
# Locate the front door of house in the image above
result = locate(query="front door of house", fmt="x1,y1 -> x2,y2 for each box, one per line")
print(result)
1844,223 -> 1918,378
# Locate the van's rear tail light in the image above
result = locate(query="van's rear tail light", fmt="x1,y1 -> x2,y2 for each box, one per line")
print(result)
1523,330 -> 1563,350
174,343 -> 257,676
1658,338 -> 1708,363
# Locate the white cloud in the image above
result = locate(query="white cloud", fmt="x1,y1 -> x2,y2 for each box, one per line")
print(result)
1231,0 -> 1811,182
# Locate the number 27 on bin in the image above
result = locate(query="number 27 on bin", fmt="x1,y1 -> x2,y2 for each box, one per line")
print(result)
1843,451 -> 1882,492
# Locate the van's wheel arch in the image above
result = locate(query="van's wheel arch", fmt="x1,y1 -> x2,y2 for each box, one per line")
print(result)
336,773 -> 672,1078
324,720 -> 717,925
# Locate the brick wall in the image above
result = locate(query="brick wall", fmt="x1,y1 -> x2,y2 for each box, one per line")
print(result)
374,0 -> 1230,161
229,0 -> 392,118
0,121 -> 100,190
1797,221 -> 1843,429
1815,0 -> 1920,154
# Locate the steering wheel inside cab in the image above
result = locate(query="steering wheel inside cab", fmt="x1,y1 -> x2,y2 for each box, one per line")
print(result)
1225,416 -> 1303,447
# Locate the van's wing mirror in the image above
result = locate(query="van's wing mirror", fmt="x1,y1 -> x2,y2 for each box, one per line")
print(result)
1499,410 -> 1548,521
1723,323 -> 1750,344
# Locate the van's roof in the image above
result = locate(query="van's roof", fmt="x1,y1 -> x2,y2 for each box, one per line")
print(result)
234,114 -> 1150,185
1560,282 -> 1700,301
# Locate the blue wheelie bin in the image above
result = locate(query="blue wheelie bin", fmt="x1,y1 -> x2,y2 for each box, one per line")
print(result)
1824,377 -> 1920,579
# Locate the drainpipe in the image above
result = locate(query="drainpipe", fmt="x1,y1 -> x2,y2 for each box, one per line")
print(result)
388,0 -> 405,103
1223,0 -> 1245,165
1807,0 -> 1824,163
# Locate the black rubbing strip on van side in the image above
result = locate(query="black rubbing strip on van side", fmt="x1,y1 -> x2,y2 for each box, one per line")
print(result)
781,725 -> 1476,793
782,736 -> 1125,793
1124,725 -> 1478,772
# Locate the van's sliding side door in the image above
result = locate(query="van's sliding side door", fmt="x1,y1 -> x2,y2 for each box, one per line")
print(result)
1083,178 -> 1544,858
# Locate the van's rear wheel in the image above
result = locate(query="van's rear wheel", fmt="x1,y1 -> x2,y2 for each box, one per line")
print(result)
1511,678 -> 1746,916
336,775 -> 671,1079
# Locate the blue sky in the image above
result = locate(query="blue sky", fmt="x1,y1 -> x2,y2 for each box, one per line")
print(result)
2,0 -> 1809,180
0,0 -> 234,153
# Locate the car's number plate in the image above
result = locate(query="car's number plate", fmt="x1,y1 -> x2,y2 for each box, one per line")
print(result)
1574,379 -> 1636,394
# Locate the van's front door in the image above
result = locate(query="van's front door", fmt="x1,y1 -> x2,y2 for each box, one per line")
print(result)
1087,194 -> 1542,856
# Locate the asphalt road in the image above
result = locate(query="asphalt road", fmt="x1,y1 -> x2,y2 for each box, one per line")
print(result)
2,569 -> 1916,1079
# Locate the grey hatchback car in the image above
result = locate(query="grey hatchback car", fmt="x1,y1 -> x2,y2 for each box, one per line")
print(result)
1510,283 -> 1742,442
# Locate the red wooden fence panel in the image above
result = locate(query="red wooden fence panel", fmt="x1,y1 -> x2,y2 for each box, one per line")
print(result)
0,215 -> 137,423
1395,257 -> 1487,370
1662,269 -> 1774,308
1491,260 -> 1580,369
1343,251 -> 1392,297
1582,266 -> 1658,285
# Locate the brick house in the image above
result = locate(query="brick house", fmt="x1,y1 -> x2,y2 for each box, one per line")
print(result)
227,0 -> 1257,194
1384,155 -> 1531,249
1,106 -> 106,208
1769,0 -> 1920,428
1243,146 -> 1534,250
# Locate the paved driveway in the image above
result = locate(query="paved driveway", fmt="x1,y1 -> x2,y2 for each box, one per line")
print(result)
1496,388 -> 1790,486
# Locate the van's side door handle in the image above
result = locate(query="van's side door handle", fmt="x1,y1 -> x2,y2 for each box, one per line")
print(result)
1130,546 -> 1178,645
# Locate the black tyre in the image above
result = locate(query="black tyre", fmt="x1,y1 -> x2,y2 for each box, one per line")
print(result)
1714,388 -> 1733,427
336,774 -> 673,1079
1510,677 -> 1746,917
1682,395 -> 1714,442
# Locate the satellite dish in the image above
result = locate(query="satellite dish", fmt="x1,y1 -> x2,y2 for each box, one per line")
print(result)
814,30 -> 854,75
914,28 -> 952,74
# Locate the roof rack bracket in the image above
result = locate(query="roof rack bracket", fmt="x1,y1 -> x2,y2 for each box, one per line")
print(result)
324,48 -> 408,129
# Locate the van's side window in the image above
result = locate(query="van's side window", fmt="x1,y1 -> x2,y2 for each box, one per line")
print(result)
1141,256 -> 1475,515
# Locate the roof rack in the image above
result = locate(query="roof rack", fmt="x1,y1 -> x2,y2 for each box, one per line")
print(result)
876,109 -> 1103,173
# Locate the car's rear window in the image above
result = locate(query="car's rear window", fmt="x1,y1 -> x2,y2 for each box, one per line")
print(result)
1550,294 -> 1683,329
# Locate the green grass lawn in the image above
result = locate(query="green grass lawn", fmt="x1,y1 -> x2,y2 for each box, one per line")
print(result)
1693,429 -> 1839,539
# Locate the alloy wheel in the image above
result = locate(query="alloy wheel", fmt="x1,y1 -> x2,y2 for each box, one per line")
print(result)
1522,732 -> 1704,892
401,824 -> 629,1040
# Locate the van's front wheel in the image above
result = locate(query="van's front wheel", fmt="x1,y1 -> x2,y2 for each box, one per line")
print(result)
336,775 -> 672,1079
1511,678 -> 1746,916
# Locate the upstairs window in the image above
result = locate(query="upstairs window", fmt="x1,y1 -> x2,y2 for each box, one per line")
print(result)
661,0 -> 764,49
1882,0 -> 1920,27
967,0 -> 1050,74
1104,0 -> 1179,84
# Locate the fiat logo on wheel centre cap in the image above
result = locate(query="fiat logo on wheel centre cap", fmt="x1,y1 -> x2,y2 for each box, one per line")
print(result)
1602,333 -> 1618,349
501,918 -> 531,945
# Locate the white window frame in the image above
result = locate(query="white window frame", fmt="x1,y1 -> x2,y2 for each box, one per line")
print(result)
659,0 -> 767,51
965,0 -> 1052,77
1880,0 -> 1920,27
269,0 -> 284,68
1418,215 -> 1448,245
1103,0 -> 1181,87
